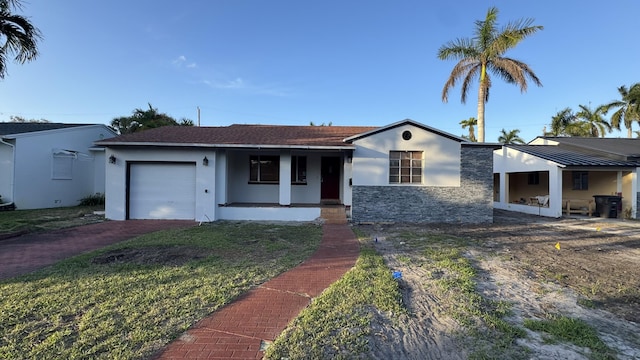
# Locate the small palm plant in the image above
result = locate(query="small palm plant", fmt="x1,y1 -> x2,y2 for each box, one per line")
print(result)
459,117 -> 478,142
498,128 -> 525,144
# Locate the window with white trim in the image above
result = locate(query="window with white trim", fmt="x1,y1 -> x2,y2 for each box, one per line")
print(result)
291,156 -> 307,184
249,155 -> 279,183
389,151 -> 423,184
52,150 -> 75,180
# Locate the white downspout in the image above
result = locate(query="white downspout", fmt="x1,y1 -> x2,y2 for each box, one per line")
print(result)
0,137 -> 16,203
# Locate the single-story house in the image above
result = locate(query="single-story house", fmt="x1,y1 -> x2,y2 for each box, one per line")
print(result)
97,119 -> 498,223
494,136 -> 640,218
0,123 -> 117,209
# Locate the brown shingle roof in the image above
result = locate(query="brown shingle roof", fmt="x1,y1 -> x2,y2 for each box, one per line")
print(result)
98,124 -> 378,148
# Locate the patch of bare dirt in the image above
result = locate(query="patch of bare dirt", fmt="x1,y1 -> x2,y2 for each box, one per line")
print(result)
367,236 -> 467,360
92,247 -> 213,266
357,210 -> 640,359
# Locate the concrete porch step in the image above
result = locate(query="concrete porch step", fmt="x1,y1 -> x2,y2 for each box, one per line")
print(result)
321,206 -> 348,224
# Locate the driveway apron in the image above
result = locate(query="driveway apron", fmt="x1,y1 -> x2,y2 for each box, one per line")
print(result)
0,220 -> 194,280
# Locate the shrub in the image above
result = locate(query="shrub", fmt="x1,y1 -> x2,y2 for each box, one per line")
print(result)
79,193 -> 105,206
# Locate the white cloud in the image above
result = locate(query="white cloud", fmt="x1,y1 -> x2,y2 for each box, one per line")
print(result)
173,55 -> 186,65
223,78 -> 244,89
172,55 -> 196,68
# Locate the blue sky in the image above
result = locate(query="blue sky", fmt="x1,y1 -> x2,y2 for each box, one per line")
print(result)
1,0 -> 639,142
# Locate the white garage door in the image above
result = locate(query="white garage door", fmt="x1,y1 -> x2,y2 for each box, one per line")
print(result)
129,162 -> 196,220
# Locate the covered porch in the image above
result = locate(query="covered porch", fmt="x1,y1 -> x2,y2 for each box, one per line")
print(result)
494,168 -> 636,218
213,148 -> 353,221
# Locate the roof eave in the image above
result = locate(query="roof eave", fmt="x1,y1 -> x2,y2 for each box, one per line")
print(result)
3,124 -> 116,139
97,141 -> 355,150
462,142 -> 502,149
344,119 -> 467,143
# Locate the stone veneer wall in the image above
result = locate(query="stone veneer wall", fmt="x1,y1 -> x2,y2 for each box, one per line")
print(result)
352,147 -> 494,223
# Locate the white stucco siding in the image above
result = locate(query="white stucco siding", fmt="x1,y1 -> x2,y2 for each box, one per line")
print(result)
351,124 -> 461,187
528,138 -> 559,146
227,151 -> 279,203
290,154 -> 321,204
104,148 -> 216,221
226,151 -> 324,204
11,126 -> 114,209
493,147 -> 560,173
92,150 -> 106,196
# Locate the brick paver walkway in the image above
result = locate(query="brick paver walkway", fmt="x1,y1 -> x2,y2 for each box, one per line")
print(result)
153,223 -> 360,360
0,220 -> 194,280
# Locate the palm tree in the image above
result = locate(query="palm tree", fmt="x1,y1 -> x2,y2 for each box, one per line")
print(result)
0,0 -> 42,79
438,7 -> 543,142
544,108 -> 575,136
601,83 -> 640,138
574,104 -> 611,137
459,117 -> 477,142
498,128 -> 525,144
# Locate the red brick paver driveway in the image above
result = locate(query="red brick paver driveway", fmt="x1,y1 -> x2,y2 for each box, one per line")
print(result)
0,220 -> 194,280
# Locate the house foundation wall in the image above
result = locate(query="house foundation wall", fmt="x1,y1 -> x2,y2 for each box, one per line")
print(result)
352,147 -> 494,223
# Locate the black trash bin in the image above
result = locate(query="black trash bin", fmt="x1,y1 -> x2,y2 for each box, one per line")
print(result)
593,195 -> 622,218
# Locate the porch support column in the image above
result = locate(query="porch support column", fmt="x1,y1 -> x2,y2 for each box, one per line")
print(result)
343,153 -> 352,207
617,171 -> 623,195
550,166 -> 563,217
499,171 -> 506,203
279,151 -> 291,206
632,168 -> 638,219
215,150 -> 228,206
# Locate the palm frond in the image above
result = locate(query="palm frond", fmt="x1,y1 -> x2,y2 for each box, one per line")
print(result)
442,60 -> 478,103
437,38 -> 478,60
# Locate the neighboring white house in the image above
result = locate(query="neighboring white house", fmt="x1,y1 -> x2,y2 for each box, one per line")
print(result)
97,119 -> 498,223
494,137 -> 640,218
0,123 -> 117,209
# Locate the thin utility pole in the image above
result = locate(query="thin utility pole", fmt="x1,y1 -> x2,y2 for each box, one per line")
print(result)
197,106 -> 201,126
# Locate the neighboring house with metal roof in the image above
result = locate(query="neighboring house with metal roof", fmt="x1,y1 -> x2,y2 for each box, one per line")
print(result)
0,123 -> 117,209
493,137 -> 640,218
97,119 -> 498,223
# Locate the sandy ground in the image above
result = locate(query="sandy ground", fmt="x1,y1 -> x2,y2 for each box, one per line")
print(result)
357,210 -> 640,359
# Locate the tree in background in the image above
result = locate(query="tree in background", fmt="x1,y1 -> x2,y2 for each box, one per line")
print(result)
573,104 -> 611,138
459,117 -> 477,142
0,0 -> 41,79
110,103 -> 194,134
8,115 -> 49,123
309,121 -> 332,126
498,128 -> 525,144
544,108 -> 575,136
601,83 -> 640,138
438,7 -> 542,142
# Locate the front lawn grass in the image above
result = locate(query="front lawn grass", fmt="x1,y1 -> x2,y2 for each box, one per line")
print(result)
524,316 -> 616,360
0,206 -> 104,235
0,222 -> 321,359
264,245 -> 405,359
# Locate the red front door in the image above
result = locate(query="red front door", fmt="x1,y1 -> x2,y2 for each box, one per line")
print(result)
321,157 -> 341,200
